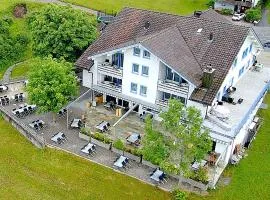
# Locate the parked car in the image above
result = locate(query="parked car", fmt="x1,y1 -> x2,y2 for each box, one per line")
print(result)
232,13 -> 245,21
264,42 -> 270,48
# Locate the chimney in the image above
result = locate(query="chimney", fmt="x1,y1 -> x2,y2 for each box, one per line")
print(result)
202,65 -> 216,88
209,32 -> 213,41
144,21 -> 150,30
194,11 -> 202,18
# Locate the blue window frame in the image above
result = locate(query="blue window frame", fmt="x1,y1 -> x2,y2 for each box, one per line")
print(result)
238,66 -> 244,77
132,63 -> 139,74
143,50 -> 150,59
130,83 -> 137,93
133,47 -> 140,56
112,53 -> 124,68
233,58 -> 237,69
223,85 -> 227,95
242,48 -> 249,60
140,85 -> 147,96
141,65 -> 149,76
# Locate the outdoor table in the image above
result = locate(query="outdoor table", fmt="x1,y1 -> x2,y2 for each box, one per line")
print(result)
126,133 -> 140,144
51,132 -> 66,143
96,121 -> 109,132
253,117 -> 259,123
29,119 -> 45,129
71,118 -> 81,128
81,143 -> 96,154
249,122 -> 256,131
0,85 -> 8,91
150,169 -> 164,182
114,155 -> 128,168
191,159 -> 207,170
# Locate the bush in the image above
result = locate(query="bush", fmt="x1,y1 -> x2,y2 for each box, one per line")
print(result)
220,8 -> 233,15
245,8 -> 262,22
124,146 -> 142,156
80,127 -> 91,136
206,0 -> 215,8
190,167 -> 209,184
2,16 -> 13,25
172,189 -> 187,200
113,139 -> 125,150
92,132 -> 112,144
16,34 -> 30,45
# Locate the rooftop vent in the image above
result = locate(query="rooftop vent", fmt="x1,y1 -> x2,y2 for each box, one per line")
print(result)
194,11 -> 202,18
144,21 -> 150,30
209,32 -> 213,41
202,65 -> 216,88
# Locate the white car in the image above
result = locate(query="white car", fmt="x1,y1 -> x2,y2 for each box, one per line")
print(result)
232,13 -> 245,21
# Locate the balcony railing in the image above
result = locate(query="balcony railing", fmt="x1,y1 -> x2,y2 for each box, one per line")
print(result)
157,80 -> 189,97
97,81 -> 122,93
155,99 -> 169,108
97,63 -> 122,78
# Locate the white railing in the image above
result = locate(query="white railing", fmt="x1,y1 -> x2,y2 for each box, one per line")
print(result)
97,63 -> 123,78
157,80 -> 189,97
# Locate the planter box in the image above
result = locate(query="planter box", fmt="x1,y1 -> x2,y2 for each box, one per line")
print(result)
180,177 -> 208,191
91,138 -> 110,149
79,132 -> 90,141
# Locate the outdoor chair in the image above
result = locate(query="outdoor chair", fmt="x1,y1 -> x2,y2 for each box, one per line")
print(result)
0,88 -> 2,93
38,122 -> 43,129
57,137 -> 62,144
34,124 -> 39,131
15,111 -> 21,118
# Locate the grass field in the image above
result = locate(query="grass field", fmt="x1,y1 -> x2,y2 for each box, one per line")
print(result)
10,60 -> 31,79
0,117 -> 170,200
190,93 -> 270,200
61,0 -> 209,15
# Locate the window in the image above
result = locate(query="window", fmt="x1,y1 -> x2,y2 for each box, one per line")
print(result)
165,66 -> 184,83
132,63 -> 139,74
242,48 -> 249,60
140,85 -> 147,96
249,43 -> 253,53
130,83 -> 137,93
163,92 -> 185,104
112,53 -> 124,68
233,58 -> 237,68
143,50 -> 150,59
133,47 -> 140,56
141,66 -> 149,76
238,66 -> 244,77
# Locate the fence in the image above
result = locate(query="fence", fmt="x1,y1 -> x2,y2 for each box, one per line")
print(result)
0,106 -> 45,149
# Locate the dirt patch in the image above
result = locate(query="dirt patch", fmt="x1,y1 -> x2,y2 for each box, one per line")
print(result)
13,4 -> 27,18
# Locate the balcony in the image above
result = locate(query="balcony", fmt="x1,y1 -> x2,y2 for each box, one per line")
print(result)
97,62 -> 123,79
155,99 -> 168,108
97,81 -> 122,93
157,80 -> 189,97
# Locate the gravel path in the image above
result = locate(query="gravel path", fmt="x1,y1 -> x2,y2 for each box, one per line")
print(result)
32,0 -> 98,15
1,61 -> 26,84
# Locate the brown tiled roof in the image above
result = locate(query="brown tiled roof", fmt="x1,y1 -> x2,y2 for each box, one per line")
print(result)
76,7 -> 250,105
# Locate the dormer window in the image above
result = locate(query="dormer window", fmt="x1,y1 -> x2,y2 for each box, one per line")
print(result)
133,47 -> 140,56
143,50 -> 150,59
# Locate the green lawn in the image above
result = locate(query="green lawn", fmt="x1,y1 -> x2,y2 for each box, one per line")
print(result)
11,60 -> 31,79
61,0 -> 209,15
190,93 -> 270,200
0,117 -> 170,200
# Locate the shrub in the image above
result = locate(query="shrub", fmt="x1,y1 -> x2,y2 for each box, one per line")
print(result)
2,16 -> 13,25
125,146 -> 142,156
220,8 -> 233,15
113,139 -> 125,150
92,132 -> 112,144
190,167 -> 209,184
172,189 -> 187,200
80,127 -> 91,136
206,0 -> 215,8
245,8 -> 262,22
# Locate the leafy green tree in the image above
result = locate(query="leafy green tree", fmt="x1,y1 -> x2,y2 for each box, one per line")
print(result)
160,99 -> 212,177
0,17 -> 29,72
26,57 -> 78,121
141,116 -> 169,165
27,4 -> 97,62
245,8 -> 262,22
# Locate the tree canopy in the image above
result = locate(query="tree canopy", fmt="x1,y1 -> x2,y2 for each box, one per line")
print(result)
27,4 -> 97,62
26,57 -> 78,115
142,99 -> 212,178
0,16 -> 29,72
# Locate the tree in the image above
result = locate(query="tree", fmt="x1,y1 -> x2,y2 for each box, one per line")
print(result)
141,116 -> 169,165
26,57 -> 78,121
27,4 -> 97,62
245,8 -> 262,22
142,99 -> 212,178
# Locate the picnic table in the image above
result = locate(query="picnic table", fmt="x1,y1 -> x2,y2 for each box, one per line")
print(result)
29,119 -> 45,130
96,121 -> 110,132
71,118 -> 82,128
12,104 -> 36,115
0,85 -> 8,91
51,132 -> 66,143
114,155 -> 128,168
81,143 -> 96,154
126,133 -> 141,145
191,159 -> 207,170
150,169 -> 165,182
